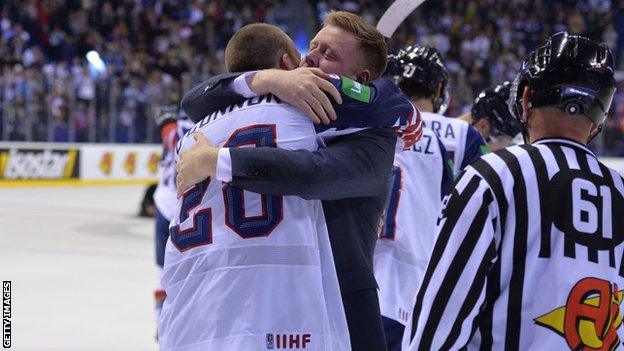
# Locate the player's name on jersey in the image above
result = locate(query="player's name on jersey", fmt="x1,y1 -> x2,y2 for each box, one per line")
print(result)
183,94 -> 283,143
423,119 -> 457,139
409,133 -> 436,155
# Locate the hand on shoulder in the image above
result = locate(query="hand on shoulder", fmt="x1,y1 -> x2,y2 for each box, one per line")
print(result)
250,67 -> 343,125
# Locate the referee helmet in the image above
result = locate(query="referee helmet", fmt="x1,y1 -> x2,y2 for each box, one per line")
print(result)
509,31 -> 616,141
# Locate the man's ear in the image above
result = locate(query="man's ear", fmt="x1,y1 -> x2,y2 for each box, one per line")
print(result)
436,83 -> 444,102
588,122 -> 599,139
590,123 -> 598,132
356,70 -> 371,84
474,118 -> 490,138
521,86 -> 531,123
280,53 -> 297,71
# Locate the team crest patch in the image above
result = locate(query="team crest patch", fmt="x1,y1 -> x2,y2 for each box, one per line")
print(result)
534,277 -> 623,350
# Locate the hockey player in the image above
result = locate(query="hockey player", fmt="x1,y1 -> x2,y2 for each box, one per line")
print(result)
159,23 -> 352,350
392,45 -> 489,174
151,105 -> 193,320
373,57 -> 455,351
174,11 -> 421,351
374,130 -> 454,351
404,32 -> 622,351
459,81 -> 524,151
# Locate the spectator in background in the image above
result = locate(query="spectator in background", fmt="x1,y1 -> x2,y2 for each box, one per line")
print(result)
0,0 -> 623,155
1,0 -> 291,143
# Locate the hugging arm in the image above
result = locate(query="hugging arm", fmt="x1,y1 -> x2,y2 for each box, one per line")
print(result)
181,72 -> 246,122
228,128 -> 396,200
181,70 -> 412,128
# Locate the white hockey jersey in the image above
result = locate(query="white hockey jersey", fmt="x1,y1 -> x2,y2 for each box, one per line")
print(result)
154,118 -> 195,221
421,111 -> 488,175
374,127 -> 452,325
158,95 -> 350,351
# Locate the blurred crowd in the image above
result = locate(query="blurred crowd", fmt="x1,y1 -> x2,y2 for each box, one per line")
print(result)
0,0 -> 288,143
1,0 -> 624,155
315,0 -> 624,155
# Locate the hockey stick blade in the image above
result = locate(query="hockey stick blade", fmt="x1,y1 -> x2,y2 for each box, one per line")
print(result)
376,0 -> 427,38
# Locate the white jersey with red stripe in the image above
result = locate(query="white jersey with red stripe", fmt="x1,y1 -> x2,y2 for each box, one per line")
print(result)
158,95 -> 350,351
154,118 -> 195,221
374,127 -> 453,325
421,111 -> 488,175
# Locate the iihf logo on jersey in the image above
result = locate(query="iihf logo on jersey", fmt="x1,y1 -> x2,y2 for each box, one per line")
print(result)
265,333 -> 312,349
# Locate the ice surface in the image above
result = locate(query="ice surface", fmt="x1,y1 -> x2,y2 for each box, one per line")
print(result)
0,185 -> 160,350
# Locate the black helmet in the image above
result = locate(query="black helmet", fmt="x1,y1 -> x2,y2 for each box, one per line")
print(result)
390,44 -> 450,114
472,81 -> 523,139
154,105 -> 179,128
508,31 -> 616,141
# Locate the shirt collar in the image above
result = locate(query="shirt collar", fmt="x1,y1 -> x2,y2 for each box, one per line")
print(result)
532,137 -> 596,157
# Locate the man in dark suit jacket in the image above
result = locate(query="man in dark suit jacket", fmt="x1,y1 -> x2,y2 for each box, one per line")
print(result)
177,12 -> 417,351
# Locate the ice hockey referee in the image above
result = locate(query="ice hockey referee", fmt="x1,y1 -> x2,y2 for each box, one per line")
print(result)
404,31 -> 624,351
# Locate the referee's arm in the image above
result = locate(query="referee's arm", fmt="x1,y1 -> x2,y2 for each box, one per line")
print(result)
406,168 -> 499,351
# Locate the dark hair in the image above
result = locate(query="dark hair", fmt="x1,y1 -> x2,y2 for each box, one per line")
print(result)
224,23 -> 290,72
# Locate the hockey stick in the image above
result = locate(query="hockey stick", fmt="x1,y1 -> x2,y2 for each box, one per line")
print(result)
376,0 -> 428,38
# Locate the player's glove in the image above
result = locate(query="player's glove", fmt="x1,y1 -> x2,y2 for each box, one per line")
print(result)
394,105 -> 423,152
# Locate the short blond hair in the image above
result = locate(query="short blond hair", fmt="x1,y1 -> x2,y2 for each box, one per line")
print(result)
323,11 -> 388,80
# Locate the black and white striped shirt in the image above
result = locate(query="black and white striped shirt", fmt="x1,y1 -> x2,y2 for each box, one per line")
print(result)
403,138 -> 624,351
